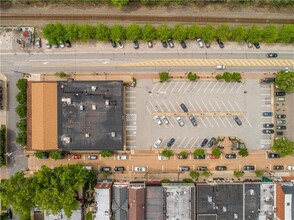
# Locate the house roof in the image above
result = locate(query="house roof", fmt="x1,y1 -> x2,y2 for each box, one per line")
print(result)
27,82 -> 58,150
95,182 -> 112,220
112,184 -> 128,220
276,183 -> 285,220
128,188 -> 145,220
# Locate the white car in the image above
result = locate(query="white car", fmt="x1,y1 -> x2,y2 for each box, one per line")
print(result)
196,38 -> 204,48
158,155 -> 168,160
216,65 -> 226,70
176,117 -> 185,126
288,166 -> 294,171
154,115 -> 162,125
60,41 -> 65,48
117,155 -> 128,160
161,116 -> 169,125
134,167 -> 147,172
153,138 -> 162,148
45,40 -> 51,49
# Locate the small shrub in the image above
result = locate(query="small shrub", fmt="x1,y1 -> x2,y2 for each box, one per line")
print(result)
159,72 -> 169,82
187,72 -> 197,81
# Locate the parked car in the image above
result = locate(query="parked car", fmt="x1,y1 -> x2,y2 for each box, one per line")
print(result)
189,115 -> 197,126
134,167 -> 147,172
71,154 -> 81,159
275,91 -> 286,96
204,42 -> 210,48
216,65 -> 225,70
118,41 -> 124,49
180,41 -> 187,49
162,41 -> 168,48
277,120 -> 286,124
100,167 -> 111,172
276,131 -> 284,136
209,154 -> 219,159
268,153 -> 281,158
216,39 -> 224,48
180,103 -> 188,112
176,117 -> 185,126
207,137 -> 216,147
133,40 -> 139,49
154,138 -> 162,148
45,40 -> 51,49
263,123 -> 274,128
196,38 -> 204,48
275,136 -> 286,141
262,129 -> 274,134
167,138 -> 175,147
7,208 -> 13,220
179,166 -> 190,172
263,112 -> 273,117
225,154 -> 237,159
276,97 -> 285,102
161,116 -> 169,125
233,116 -> 242,126
114,167 -> 125,172
35,38 -> 41,48
277,125 -> 287,130
200,138 -> 209,147
53,43 -> 59,48
177,154 -> 188,159
65,40 -> 71,47
117,155 -> 128,160
245,41 -> 253,48
215,166 -> 227,171
59,41 -> 65,48
287,166 -> 294,171
260,78 -> 275,84
167,39 -> 174,48
244,165 -> 255,170
197,166 -> 207,171
194,155 -> 205,159
147,41 -> 153,48
154,115 -> 162,125
266,53 -> 278,58
111,40 -> 117,48
276,114 -> 286,119
273,165 -> 284,170
87,155 -> 98,160
158,155 -> 168,160
253,42 -> 260,49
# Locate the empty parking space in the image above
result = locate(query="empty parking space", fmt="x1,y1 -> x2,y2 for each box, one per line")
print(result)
125,88 -> 137,150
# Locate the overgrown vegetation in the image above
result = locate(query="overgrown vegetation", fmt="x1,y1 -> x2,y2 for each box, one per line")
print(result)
275,70 -> 294,93
234,170 -> 245,178
100,150 -> 113,158
15,79 -> 27,146
55,71 -> 67,78
238,148 -> 249,157
49,151 -> 63,160
211,147 -> 222,158
255,170 -> 264,177
161,149 -> 174,158
190,171 -> 200,179
0,125 -> 7,167
160,178 -> 171,183
271,138 -> 294,157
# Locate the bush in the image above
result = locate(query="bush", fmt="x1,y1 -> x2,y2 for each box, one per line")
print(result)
183,178 -> 194,183
111,24 -> 126,42
159,71 -> 169,82
34,151 -> 47,159
161,149 -> 174,158
234,170 -> 244,178
187,72 -> 197,81
102,172 -> 110,178
190,171 -> 200,179
156,24 -> 171,42
255,170 -> 264,177
275,71 -> 294,93
238,148 -> 249,157
160,178 -> 171,183
126,24 -> 142,41
49,151 -> 62,160
216,74 -> 223,80
271,137 -> 294,157
111,0 -> 129,7
211,147 -> 222,158
179,151 -> 189,157
95,24 -> 110,42
142,24 -> 156,41
193,148 -> 205,157
100,150 -> 113,158
0,125 -> 7,167
202,171 -> 210,178
55,71 -> 67,79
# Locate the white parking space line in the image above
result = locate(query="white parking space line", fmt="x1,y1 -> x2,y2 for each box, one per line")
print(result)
201,100 -> 210,111
218,117 -> 227,127
178,137 -> 187,148
185,137 -> 194,148
212,117 -> 220,128
229,82 -> 238,93
244,116 -> 253,128
210,82 -> 218,94
191,81 -> 199,92
188,100 -> 197,111
227,100 -> 236,112
225,117 -> 233,128
216,82 -> 225,93
177,82 -> 187,93
221,100 -> 230,112
214,101 -> 222,111
151,82 -> 160,92
205,117 -> 214,128
192,137 -> 199,147
199,117 -> 207,128
171,81 -> 180,93
175,101 -> 181,111
149,101 -> 157,111
184,81 -> 193,93
235,83 -> 243,93
208,101 -> 216,112
172,136 -> 181,148
155,100 -> 164,112
162,101 -> 171,112
197,82 -> 206,93
163,82 -> 174,93
169,101 -> 178,112
195,101 -> 203,112
156,82 -> 167,93
233,101 -> 243,112
222,83 -> 231,94
203,81 -> 212,93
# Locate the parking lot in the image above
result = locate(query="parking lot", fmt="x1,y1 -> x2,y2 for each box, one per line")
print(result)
127,78 -> 273,150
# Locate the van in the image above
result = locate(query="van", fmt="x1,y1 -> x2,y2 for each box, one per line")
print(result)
216,65 -> 225,70
276,97 -> 285,102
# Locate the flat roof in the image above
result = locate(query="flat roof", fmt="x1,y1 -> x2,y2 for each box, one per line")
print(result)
95,182 -> 112,220
28,82 -> 58,150
57,81 -> 124,151
244,183 -> 260,220
146,186 -> 164,220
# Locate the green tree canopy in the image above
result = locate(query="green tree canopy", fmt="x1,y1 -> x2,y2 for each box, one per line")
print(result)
262,24 -> 278,43
95,24 -> 110,42
232,72 -> 242,81
202,171 -> 210,178
100,150 -> 113,158
172,24 -> 187,42
142,24 -> 156,41
159,71 -> 169,82
211,147 -> 222,158
55,71 -> 67,78
216,24 -> 231,42
187,72 -> 197,81
255,170 -> 264,177
161,149 -> 174,158
65,24 -> 79,42
234,170 -> 244,178
78,25 -> 95,43
247,25 -> 264,43
179,151 -> 189,157
189,171 -> 200,179
111,24 -> 126,42
34,151 -> 47,159
278,24 -> 294,43
216,74 -> 223,80
201,24 -> 216,42
271,138 -> 294,157
275,71 -> 294,93
193,148 -> 205,157
187,24 -> 202,40
222,72 -> 233,82
111,0 -> 129,7
230,26 -> 248,42
50,151 -> 63,160
156,24 -> 171,42
238,148 -> 249,157
126,24 -> 142,41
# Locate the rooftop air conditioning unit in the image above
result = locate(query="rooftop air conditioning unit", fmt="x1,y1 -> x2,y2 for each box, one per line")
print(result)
85,133 -> 90,138
91,86 -> 97,91
62,137 -> 71,144
92,104 -> 96,110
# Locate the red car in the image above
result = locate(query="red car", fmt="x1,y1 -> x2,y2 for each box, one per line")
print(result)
71,154 -> 81,159
209,154 -> 219,159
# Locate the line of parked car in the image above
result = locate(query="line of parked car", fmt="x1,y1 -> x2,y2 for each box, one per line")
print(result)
35,38 -> 72,48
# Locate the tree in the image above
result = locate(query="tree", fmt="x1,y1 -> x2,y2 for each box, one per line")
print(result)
159,71 -> 169,82
156,24 -> 171,42
187,72 -> 197,81
95,24 -> 110,42
179,151 -> 189,158
247,25 -> 264,43
34,151 -> 47,159
275,71 -> 294,93
65,24 -> 79,42
232,72 -> 242,81
211,147 -> 222,158
201,24 -> 216,42
160,178 -> 171,183
16,132 -> 26,146
202,171 -> 210,178
78,25 -> 95,43
216,74 -> 223,80
100,150 -> 113,158
16,79 -> 27,91
187,24 -> 202,40
111,0 -> 129,7
238,148 -> 249,157
110,24 -> 126,42
230,26 -> 248,42
16,92 -> 26,105
43,23 -> 57,44
234,170 -> 245,178
255,170 -> 264,177
278,24 -> 294,43
16,118 -> 27,131
126,24 -> 142,41
262,24 -> 278,43
183,178 -> 194,183
193,148 -> 205,157
15,104 -> 26,118
190,171 -> 200,179
50,151 -> 62,160
172,24 -> 187,42
142,24 -> 156,41
216,24 -> 230,42
55,71 -> 67,78
222,72 -> 233,82
161,149 -> 174,158
271,138 -> 294,157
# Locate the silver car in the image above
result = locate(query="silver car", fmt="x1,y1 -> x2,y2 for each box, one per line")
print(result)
154,116 -> 162,125
161,116 -> 169,125
35,38 -> 41,48
196,38 -> 204,48
153,138 -> 162,148
176,117 -> 185,126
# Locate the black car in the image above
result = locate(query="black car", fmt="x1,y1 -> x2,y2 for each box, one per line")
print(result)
200,138 -> 209,147
263,123 -> 274,128
266,53 -> 278,58
180,41 -> 187,49
111,40 -> 117,48
268,153 -> 281,158
275,91 -> 286,96
215,166 -> 227,171
7,208 -> 13,220
197,166 -> 207,171
162,41 -> 168,48
276,114 -> 286,119
207,137 -> 216,147
189,115 -> 197,126
244,165 -> 255,171
276,131 -> 284,136
204,42 -> 210,48
167,38 -> 174,48
180,103 -> 189,112
273,165 -> 284,170
233,116 -> 242,126
194,155 -> 205,159
225,154 -> 237,159
167,138 -> 175,147
133,40 -> 139,49
262,129 -> 274,134
100,167 -> 111,172
262,112 -> 273,117
253,42 -> 260,49
216,39 -> 224,48
277,125 -> 287,130
65,40 -> 71,47
260,78 -> 275,84
114,167 -> 125,172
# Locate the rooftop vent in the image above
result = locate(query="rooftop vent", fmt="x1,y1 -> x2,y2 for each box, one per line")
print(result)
92,104 -> 96,110
62,136 -> 71,144
91,86 -> 97,91
61,97 -> 71,105
80,105 -> 84,111
85,133 -> 90,138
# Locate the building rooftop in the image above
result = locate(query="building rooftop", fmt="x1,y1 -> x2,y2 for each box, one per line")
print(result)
112,182 -> 129,220
128,187 -> 145,220
95,182 -> 113,220
244,183 -> 260,220
146,186 -> 164,220
57,81 -> 124,151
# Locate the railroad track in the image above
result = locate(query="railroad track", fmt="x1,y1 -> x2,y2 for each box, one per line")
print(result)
1,13 -> 294,24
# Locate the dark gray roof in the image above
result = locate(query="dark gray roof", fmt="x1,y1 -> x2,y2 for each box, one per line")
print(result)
112,184 -> 128,220
146,186 -> 164,220
244,183 -> 260,220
